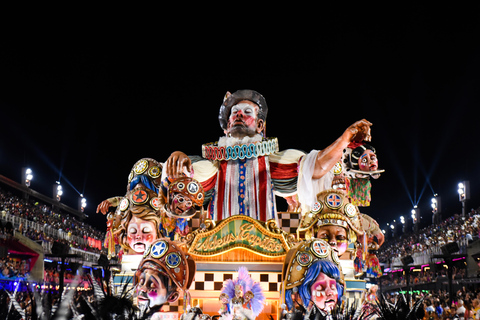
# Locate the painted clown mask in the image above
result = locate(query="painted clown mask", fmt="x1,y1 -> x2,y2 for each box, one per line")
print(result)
225,101 -> 263,138
136,268 -> 171,309
357,149 -> 378,172
310,272 -> 339,312
127,216 -> 157,254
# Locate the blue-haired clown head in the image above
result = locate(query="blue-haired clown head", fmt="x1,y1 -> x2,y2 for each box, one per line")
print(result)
285,260 -> 343,312
283,239 -> 344,312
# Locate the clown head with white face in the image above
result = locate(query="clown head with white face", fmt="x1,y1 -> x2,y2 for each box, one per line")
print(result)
218,90 -> 268,142
127,215 -> 157,254
136,268 -> 173,309
134,239 -> 196,315
224,101 -> 265,139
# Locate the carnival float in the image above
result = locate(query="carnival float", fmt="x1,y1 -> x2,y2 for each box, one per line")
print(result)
96,89 -> 386,320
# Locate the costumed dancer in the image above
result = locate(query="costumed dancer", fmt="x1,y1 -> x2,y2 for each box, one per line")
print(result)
360,284 -> 378,316
219,266 -> 265,320
134,238 -> 196,319
282,239 -> 344,318
164,89 -> 373,223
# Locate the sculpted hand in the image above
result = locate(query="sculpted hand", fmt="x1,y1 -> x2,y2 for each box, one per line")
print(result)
344,119 -> 372,142
165,151 -> 193,178
96,200 -> 112,215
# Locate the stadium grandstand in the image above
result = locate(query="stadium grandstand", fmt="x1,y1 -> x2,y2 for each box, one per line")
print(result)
0,172 -> 108,299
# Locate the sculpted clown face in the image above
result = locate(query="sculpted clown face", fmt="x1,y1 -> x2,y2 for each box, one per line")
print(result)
225,101 -> 264,138
136,269 -> 169,309
310,272 -> 339,312
127,216 -> 157,254
170,193 -> 193,215
316,225 -> 348,256
358,149 -> 378,172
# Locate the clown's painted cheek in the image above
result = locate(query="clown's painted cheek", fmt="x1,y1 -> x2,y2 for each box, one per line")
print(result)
358,150 -> 378,172
227,103 -> 258,128
336,241 -> 348,256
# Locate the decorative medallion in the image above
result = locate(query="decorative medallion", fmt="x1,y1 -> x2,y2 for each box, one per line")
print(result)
148,166 -> 161,178
311,240 -> 329,258
143,244 -> 151,257
187,181 -> 199,194
326,193 -> 342,209
150,240 -> 168,259
132,189 -> 148,205
165,252 -> 181,268
297,252 -> 312,266
333,162 -> 343,175
119,198 -> 130,211
332,249 -> 340,265
134,159 -> 149,175
344,203 -> 357,217
177,182 -> 185,191
150,197 -> 162,210
312,201 -> 323,213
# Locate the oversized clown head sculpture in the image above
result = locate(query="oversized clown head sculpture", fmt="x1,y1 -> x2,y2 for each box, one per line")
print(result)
283,239 -> 344,314
112,187 -> 163,255
134,238 -> 196,314
219,89 -> 268,139
297,189 -> 364,257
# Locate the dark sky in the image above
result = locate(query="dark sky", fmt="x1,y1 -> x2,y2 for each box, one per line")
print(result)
1,7 -> 479,233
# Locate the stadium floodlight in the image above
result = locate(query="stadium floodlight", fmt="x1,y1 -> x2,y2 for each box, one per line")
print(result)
24,168 -> 33,187
54,182 -> 63,201
80,196 -> 87,212
457,181 -> 469,216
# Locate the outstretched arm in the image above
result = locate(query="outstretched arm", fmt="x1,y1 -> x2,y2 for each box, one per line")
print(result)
312,119 -> 372,179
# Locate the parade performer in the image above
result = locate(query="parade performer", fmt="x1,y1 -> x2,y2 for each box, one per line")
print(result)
219,266 -> 265,320
165,89 -> 372,222
134,238 -> 196,318
282,239 -> 344,316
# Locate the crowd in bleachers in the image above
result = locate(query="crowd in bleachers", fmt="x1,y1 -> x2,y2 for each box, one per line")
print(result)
378,210 -> 480,266
0,187 -> 106,255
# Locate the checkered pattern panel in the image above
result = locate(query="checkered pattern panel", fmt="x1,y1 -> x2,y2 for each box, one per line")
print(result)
159,303 -> 179,312
188,212 -> 300,234
278,212 -> 300,234
192,271 -> 282,293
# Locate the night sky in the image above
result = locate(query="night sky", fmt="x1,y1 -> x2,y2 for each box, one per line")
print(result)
1,7 -> 479,233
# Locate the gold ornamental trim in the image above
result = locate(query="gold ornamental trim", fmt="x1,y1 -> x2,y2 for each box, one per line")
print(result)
185,215 -> 294,258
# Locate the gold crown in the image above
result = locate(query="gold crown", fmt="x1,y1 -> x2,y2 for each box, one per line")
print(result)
297,189 -> 363,242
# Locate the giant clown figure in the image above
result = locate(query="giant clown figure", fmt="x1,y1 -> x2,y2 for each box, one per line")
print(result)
165,89 -> 372,223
